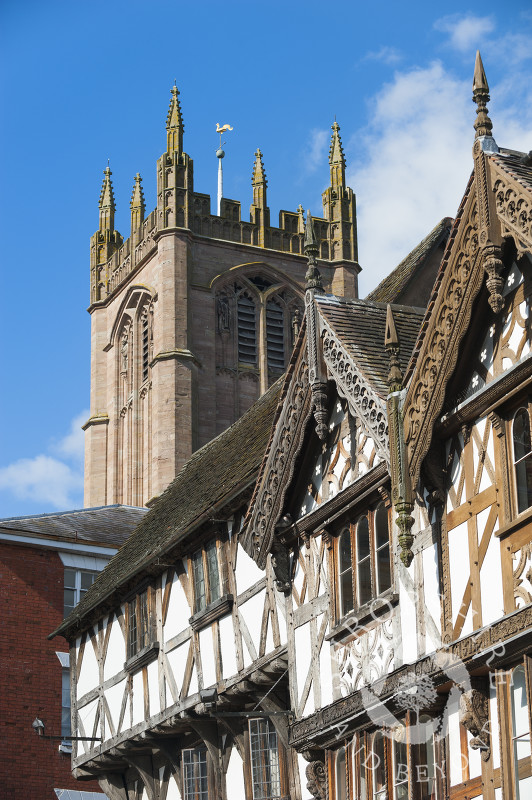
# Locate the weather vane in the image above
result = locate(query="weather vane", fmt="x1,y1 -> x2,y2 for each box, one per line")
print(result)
215,122 -> 234,216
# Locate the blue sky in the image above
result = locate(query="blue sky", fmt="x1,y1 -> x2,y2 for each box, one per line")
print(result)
1,0 -> 531,516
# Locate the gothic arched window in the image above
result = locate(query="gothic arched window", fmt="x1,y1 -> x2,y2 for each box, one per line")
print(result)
513,407 -> 532,513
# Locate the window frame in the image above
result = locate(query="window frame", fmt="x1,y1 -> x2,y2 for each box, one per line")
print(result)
63,567 -> 99,618
190,538 -> 223,615
511,403 -> 532,516
334,501 -> 392,622
248,717 -> 285,800
125,583 -> 158,669
182,746 -> 209,800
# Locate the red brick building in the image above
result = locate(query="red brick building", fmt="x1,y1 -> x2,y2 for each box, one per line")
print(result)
0,505 -> 146,800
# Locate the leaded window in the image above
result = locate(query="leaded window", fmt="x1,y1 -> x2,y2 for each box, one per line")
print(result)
336,502 -> 392,619
510,665 -> 532,799
249,718 -> 282,800
128,588 -> 150,657
191,540 -> 222,614
513,407 -> 532,514
182,747 -> 208,800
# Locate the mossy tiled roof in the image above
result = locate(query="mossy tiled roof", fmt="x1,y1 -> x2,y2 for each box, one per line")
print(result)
51,379 -> 283,640
316,295 -> 425,397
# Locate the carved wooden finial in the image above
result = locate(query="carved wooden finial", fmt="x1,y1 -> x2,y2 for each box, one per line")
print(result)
473,51 -> 493,140
385,305 -> 403,392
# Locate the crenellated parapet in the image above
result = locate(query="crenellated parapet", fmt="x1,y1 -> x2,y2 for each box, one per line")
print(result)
90,86 -> 359,305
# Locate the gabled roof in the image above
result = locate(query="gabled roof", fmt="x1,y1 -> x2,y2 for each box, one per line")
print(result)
366,218 -> 452,305
51,378 -> 284,640
0,505 -> 146,549
316,295 -> 425,397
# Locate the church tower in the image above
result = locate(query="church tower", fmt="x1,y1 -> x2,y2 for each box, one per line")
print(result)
83,88 -> 360,508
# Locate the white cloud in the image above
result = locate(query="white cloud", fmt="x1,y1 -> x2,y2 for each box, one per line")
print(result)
53,409 -> 88,463
303,128 -> 328,175
347,61 -> 532,296
0,454 -> 84,509
435,14 -> 495,52
0,410 -> 87,510
364,46 -> 402,66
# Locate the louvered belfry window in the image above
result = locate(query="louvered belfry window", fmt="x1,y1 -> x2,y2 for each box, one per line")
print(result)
237,293 -> 257,365
266,299 -> 284,371
141,311 -> 150,383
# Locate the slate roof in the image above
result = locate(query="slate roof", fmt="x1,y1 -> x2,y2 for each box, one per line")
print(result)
490,148 -> 532,193
365,218 -> 452,304
51,378 -> 284,640
316,295 -> 425,397
0,505 -> 146,549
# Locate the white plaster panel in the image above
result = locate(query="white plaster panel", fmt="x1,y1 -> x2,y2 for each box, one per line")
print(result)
163,574 -> 190,643
447,520 -> 469,630
398,582 -> 417,665
319,636 -> 333,709
219,615 -> 238,679
234,544 -> 264,593
422,544 -> 442,641
199,627 -> 217,688
77,698 -> 98,754
294,621 -> 312,713
239,589 -> 266,656
467,731 -> 482,778
105,678 -> 126,736
274,591 -> 287,644
166,641 -> 190,697
225,747 -> 246,800
103,617 -> 125,681
166,775 -> 182,800
298,754 -> 308,799
147,659 -> 160,717
132,671 -> 144,726
489,679 -> 500,770
77,632 -> 99,700
293,548 -> 305,596
447,707 -> 462,787
480,528 -> 504,627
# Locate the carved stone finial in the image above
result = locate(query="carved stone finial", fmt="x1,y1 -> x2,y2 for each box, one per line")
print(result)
252,148 -> 267,186
305,760 -> 327,800
99,165 -> 116,232
473,51 -> 493,140
304,211 -> 323,291
460,683 -> 491,761
166,84 -> 184,154
384,305 -> 403,391
130,173 -> 145,230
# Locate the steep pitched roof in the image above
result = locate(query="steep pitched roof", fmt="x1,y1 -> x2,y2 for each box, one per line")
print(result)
51,379 -> 283,640
491,148 -> 532,193
0,505 -> 146,549
316,295 -> 425,397
366,218 -> 452,305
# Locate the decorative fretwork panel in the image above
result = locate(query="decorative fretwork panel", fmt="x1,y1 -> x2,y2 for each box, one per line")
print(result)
335,614 -> 394,696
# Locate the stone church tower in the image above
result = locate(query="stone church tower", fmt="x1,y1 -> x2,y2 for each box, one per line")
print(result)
84,86 -> 360,508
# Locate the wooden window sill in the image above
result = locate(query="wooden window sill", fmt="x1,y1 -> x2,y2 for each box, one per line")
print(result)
189,594 -> 233,632
124,641 -> 159,673
326,591 -> 398,643
495,506 -> 532,540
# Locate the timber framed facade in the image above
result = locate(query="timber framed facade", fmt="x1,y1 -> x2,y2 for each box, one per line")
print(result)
51,53 -> 532,800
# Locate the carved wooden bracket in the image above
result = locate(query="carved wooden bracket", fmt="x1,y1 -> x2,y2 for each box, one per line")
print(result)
482,242 -> 504,314
305,759 -> 328,800
459,680 -> 490,761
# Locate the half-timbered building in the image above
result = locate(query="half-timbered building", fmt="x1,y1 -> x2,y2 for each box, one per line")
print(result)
52,53 -> 532,800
